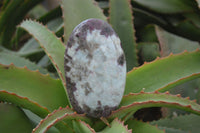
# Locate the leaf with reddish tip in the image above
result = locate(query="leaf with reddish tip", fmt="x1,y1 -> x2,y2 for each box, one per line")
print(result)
19,20 -> 66,88
73,120 -> 96,133
109,0 -> 138,71
61,0 -> 107,43
100,118 -> 131,133
126,119 -> 165,133
0,63 -> 69,113
33,107 -> 92,133
125,50 -> 200,94
0,103 -> 32,133
109,92 -> 200,119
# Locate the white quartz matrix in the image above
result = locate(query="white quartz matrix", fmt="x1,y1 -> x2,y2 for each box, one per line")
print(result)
64,18 -> 126,118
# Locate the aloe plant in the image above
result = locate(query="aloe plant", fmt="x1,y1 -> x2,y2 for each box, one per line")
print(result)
0,0 -> 200,133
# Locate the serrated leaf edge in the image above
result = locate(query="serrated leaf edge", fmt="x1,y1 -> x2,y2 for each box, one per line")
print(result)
32,106 -> 91,133
0,63 -> 60,81
103,118 -> 132,133
109,91 -> 200,118
108,0 -> 139,70
150,113 -> 199,132
157,72 -> 200,92
114,118 -> 132,133
77,120 -> 96,133
92,0 -> 106,20
18,19 -> 66,85
0,90 -> 50,117
128,49 -> 200,74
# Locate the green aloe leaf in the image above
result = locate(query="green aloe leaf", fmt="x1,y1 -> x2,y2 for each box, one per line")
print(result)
28,4 -> 47,19
0,0 -> 24,33
137,42 -> 160,63
0,103 -> 32,133
132,1 -> 200,42
97,1 -> 109,9
18,18 -> 63,57
0,90 -> 49,118
151,114 -> 200,133
100,118 -> 131,133
19,20 -> 66,86
133,7 -> 167,28
0,90 -> 89,133
155,26 -> 200,57
73,120 -> 95,133
133,0 -> 196,14
126,119 -> 164,133
13,6 -> 63,45
0,52 -> 52,76
173,20 -> 200,41
0,63 -> 69,113
109,0 -> 138,71
61,0 -> 107,42
170,79 -> 200,105
125,50 -> 200,94
17,38 -> 43,57
183,13 -> 200,28
110,92 -> 200,119
155,26 -> 200,108
46,18 -> 63,32
33,107 -> 92,133
0,0 -> 44,46
38,6 -> 62,24
37,55 -> 51,68
136,25 -> 158,42
158,128 -> 187,133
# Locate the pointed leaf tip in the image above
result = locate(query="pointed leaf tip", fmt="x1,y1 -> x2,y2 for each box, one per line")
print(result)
76,120 -> 96,133
19,20 -> 66,88
165,91 -> 170,94
101,118 -> 131,133
33,106 -> 91,133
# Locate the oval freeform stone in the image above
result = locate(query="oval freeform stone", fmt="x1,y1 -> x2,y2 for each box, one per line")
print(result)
64,18 -> 126,118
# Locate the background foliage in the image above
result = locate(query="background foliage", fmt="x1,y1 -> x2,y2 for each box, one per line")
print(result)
0,0 -> 200,132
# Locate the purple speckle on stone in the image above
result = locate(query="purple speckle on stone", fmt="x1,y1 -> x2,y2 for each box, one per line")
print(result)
64,18 -> 126,118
